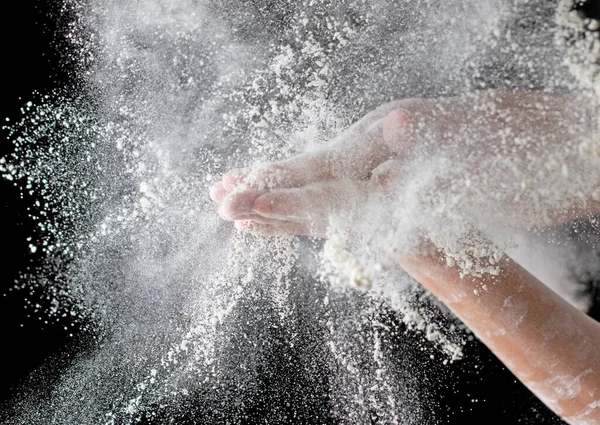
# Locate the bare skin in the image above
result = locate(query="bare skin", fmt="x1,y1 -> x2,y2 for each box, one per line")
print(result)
210,90 -> 600,424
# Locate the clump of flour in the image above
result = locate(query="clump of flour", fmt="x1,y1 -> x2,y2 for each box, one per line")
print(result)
556,0 -> 600,96
556,0 -> 600,164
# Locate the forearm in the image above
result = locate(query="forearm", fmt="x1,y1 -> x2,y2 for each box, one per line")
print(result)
398,252 -> 600,425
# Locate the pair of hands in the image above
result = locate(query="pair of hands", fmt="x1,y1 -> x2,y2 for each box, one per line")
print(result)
210,90 -> 589,239
211,91 -> 600,425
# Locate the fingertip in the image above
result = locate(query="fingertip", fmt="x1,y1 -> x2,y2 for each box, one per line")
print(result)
209,182 -> 227,203
383,108 -> 415,153
222,168 -> 249,191
384,108 -> 413,132
219,190 -> 262,220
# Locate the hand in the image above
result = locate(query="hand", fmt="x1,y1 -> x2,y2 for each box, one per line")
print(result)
210,100 -> 416,236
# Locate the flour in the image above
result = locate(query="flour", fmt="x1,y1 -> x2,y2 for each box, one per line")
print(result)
229,166 -> 293,193
556,0 -> 600,96
2,0 -> 599,423
320,223 -> 466,361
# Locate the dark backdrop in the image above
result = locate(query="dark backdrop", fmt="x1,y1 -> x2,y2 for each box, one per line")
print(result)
0,0 -> 81,408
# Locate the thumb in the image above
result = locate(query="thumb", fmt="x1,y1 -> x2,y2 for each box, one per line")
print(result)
383,108 -> 416,154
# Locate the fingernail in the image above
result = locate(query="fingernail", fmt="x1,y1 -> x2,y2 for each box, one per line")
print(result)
383,108 -> 415,151
252,194 -> 273,215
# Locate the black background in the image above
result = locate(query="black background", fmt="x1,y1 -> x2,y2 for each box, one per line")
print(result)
0,1 -> 582,424
0,0 -> 80,408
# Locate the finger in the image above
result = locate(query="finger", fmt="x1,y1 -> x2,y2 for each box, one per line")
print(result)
282,137 -> 390,184
228,213 -> 292,225
219,164 -> 340,221
383,108 -> 416,154
252,180 -> 363,222
370,159 -> 404,188
222,163 -> 306,193
215,183 -> 294,223
218,189 -> 264,221
222,168 -> 250,191
252,188 -> 313,221
209,182 -> 228,204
